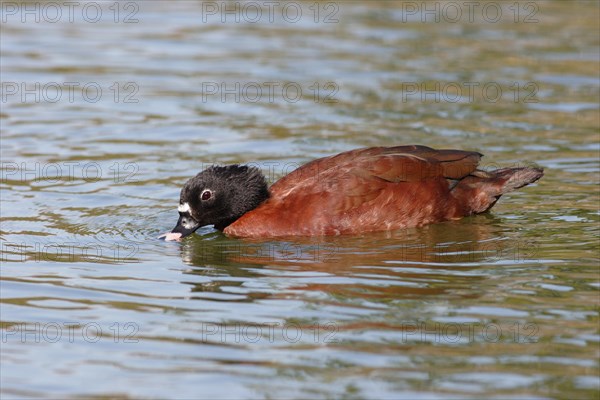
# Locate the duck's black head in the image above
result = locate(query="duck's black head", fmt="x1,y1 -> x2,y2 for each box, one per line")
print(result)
169,165 -> 269,239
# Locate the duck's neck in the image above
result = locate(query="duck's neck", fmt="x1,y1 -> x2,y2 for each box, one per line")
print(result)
214,176 -> 270,231
214,218 -> 239,231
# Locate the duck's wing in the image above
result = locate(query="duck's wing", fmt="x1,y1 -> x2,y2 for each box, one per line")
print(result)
356,148 -> 482,182
270,146 -> 482,197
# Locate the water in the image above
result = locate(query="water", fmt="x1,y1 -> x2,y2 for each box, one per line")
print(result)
1,1 -> 599,398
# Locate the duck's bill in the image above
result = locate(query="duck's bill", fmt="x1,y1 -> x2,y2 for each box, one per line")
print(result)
159,214 -> 201,241
158,232 -> 183,242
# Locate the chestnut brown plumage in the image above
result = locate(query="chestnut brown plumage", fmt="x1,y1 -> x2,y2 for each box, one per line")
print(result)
162,145 -> 543,240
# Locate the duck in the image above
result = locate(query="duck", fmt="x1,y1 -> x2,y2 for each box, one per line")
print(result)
159,145 -> 543,240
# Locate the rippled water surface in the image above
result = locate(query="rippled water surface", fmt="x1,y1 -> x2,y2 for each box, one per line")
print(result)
1,1 -> 599,398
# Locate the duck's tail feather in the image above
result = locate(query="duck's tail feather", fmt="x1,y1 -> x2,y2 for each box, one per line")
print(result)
452,167 -> 544,214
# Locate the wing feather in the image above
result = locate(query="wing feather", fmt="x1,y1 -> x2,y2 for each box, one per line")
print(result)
270,146 -> 482,198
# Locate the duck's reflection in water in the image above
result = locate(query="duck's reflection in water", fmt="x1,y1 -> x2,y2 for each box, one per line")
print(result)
175,215 -> 532,302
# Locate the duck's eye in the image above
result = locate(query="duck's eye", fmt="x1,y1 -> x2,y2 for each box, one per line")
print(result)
201,190 -> 212,201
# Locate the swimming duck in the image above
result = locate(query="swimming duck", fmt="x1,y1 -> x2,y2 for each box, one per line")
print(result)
160,145 -> 543,240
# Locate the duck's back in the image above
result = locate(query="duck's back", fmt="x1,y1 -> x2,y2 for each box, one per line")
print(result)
223,145 -> 542,237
